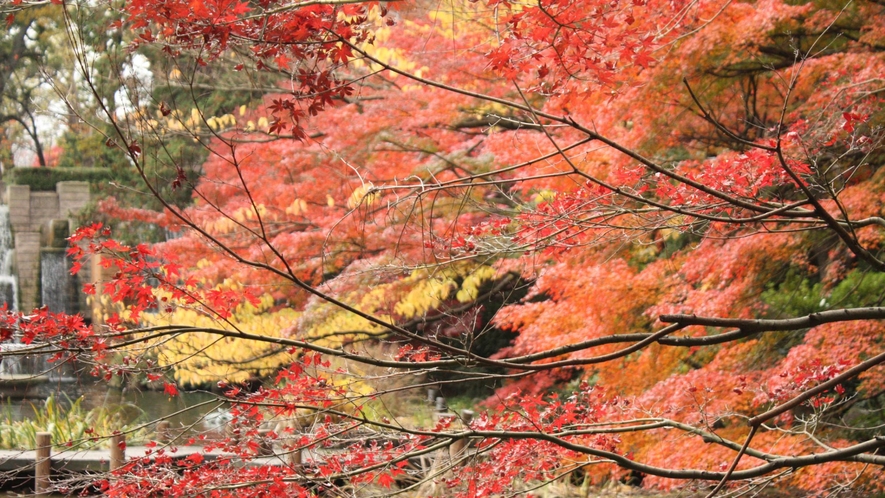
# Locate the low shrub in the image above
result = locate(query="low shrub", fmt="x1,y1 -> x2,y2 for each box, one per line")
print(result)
0,394 -> 146,450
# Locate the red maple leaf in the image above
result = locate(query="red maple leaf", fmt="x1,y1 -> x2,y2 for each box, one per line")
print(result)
164,382 -> 180,397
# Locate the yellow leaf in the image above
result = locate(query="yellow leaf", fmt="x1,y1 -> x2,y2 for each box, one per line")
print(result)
347,183 -> 378,209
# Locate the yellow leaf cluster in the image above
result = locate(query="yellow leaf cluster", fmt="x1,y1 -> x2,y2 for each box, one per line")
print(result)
129,105 -> 243,136
301,263 -> 497,346
285,198 -> 309,216
455,265 -> 497,303
89,292 -> 132,327
245,117 -> 271,132
300,285 -> 395,348
203,204 -> 269,234
347,183 -> 378,209
393,275 -> 456,318
205,114 -> 236,131
531,189 -> 557,205
140,290 -> 299,387
157,108 -> 237,132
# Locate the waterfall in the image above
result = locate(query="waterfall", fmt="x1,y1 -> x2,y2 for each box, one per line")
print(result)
0,211 -> 77,392
0,205 -> 17,311
0,206 -> 38,391
41,249 -> 77,313
41,218 -> 80,315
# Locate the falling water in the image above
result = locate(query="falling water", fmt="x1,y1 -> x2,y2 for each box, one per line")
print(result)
0,205 -> 17,311
0,205 -> 33,388
0,211 -> 77,392
41,249 -> 76,313
41,218 -> 79,315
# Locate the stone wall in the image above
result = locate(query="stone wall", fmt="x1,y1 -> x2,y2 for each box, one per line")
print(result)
6,182 -> 91,312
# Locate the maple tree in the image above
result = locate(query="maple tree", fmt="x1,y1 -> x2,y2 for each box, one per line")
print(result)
2,0 -> 885,496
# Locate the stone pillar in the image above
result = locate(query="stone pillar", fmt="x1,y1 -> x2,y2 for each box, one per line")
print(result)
57,181 -> 90,218
7,185 -> 30,232
14,232 -> 40,312
30,192 -> 59,245
59,181 -> 92,320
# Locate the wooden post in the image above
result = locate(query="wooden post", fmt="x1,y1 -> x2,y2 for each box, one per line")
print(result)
258,429 -> 273,456
449,410 -> 474,464
433,396 -> 450,424
227,425 -> 241,444
110,434 -> 125,471
460,409 -> 474,425
288,447 -> 303,466
35,431 -> 51,496
156,421 -> 170,442
281,419 -> 303,466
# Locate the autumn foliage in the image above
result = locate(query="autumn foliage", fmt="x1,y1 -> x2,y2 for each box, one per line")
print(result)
2,0 -> 885,495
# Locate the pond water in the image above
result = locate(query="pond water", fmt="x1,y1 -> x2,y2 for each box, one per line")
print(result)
0,378 -> 226,440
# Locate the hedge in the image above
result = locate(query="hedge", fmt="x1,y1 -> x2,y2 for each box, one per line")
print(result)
4,168 -> 115,191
